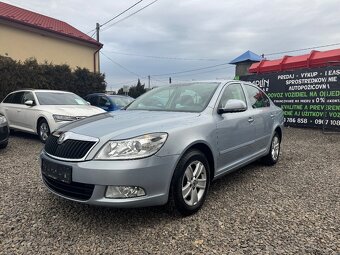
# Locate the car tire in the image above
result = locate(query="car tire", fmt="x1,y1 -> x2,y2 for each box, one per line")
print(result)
38,119 -> 50,143
169,149 -> 210,216
0,140 -> 8,149
262,132 -> 281,166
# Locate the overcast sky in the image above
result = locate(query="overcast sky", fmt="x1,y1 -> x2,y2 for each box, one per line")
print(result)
3,0 -> 340,90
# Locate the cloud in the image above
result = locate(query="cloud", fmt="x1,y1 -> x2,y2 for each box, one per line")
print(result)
3,0 -> 340,90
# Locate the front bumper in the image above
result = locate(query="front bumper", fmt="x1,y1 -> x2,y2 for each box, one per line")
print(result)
0,123 -> 9,144
40,151 -> 179,207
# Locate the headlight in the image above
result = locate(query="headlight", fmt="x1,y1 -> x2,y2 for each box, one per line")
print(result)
0,115 -> 7,125
95,133 -> 168,160
53,114 -> 78,122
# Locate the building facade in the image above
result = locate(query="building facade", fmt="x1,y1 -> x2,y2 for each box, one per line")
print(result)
0,2 -> 102,72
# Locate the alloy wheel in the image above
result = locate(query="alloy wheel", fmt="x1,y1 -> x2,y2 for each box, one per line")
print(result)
40,122 -> 50,141
271,136 -> 280,161
181,160 -> 207,206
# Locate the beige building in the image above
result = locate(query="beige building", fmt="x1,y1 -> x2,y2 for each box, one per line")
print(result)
0,2 -> 103,72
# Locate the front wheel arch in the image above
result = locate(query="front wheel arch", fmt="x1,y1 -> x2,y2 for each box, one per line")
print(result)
168,149 -> 211,216
173,141 -> 216,183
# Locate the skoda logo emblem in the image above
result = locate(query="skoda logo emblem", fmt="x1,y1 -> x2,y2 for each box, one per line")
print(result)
58,133 -> 66,144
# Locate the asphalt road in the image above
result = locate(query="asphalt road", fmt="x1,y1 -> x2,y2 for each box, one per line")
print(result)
0,128 -> 339,254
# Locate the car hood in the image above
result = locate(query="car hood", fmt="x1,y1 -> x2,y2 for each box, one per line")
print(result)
58,110 -> 200,140
39,105 -> 105,116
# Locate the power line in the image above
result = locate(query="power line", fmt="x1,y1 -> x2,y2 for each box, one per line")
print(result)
113,79 -> 140,87
85,0 -> 144,34
89,30 -> 96,38
151,62 -> 232,77
105,50 -> 222,61
86,28 -> 96,35
101,0 -> 159,32
168,66 -> 233,78
101,52 -> 141,77
100,0 -> 144,28
264,42 -> 340,56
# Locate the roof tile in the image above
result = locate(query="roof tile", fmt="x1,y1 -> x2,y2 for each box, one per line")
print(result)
0,2 -> 101,47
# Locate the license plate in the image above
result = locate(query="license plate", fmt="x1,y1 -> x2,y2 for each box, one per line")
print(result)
42,159 -> 72,184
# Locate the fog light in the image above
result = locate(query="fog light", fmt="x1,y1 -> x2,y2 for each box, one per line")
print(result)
105,186 -> 146,199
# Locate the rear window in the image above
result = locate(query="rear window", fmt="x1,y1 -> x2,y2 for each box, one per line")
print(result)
244,85 -> 270,108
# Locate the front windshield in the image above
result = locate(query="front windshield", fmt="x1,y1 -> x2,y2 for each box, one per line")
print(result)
36,92 -> 87,105
109,96 -> 134,108
126,82 -> 220,112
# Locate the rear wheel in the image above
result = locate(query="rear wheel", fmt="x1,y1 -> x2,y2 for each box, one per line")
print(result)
262,132 -> 281,165
38,119 -> 50,143
169,150 -> 210,216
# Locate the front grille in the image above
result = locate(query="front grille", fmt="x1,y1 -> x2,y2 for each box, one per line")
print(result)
44,135 -> 95,159
42,174 -> 94,200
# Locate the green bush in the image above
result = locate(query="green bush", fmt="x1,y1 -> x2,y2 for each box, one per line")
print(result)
0,56 -> 106,101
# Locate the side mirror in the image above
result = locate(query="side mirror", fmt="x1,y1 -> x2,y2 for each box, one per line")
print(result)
86,101 -> 91,105
217,99 -> 247,114
24,100 -> 35,106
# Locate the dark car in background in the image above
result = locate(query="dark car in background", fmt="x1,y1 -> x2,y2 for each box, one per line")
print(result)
0,113 -> 9,149
85,93 -> 134,112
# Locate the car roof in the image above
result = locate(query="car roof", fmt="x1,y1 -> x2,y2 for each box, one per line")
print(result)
9,89 -> 72,93
170,79 -> 233,85
87,93 -> 132,98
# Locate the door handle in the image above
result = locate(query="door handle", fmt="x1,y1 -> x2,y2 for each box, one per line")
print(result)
248,117 -> 254,123
17,110 -> 21,113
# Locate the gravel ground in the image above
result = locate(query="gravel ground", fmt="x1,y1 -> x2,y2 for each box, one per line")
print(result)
0,128 -> 339,254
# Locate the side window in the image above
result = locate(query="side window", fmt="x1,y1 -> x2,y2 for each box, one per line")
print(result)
218,83 -> 246,108
98,96 -> 111,107
11,92 -> 25,104
3,93 -> 15,103
22,92 -> 35,103
87,96 -> 98,106
244,85 -> 270,108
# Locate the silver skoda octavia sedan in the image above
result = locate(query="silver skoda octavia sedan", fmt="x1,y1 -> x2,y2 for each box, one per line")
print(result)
40,80 -> 284,215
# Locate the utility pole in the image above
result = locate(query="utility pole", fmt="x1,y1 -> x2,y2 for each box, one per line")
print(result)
148,75 -> 151,89
96,23 -> 100,42
169,77 -> 172,84
96,22 -> 100,73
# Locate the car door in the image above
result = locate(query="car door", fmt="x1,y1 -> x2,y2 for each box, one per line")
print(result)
1,92 -> 25,128
215,83 -> 256,173
243,84 -> 274,152
20,91 -> 38,132
0,93 -> 15,124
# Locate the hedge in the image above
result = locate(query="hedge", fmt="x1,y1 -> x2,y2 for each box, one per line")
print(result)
0,56 -> 106,101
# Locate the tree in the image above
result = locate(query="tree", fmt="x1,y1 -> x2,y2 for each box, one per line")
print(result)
0,56 -> 106,100
117,88 -> 124,95
117,79 -> 147,98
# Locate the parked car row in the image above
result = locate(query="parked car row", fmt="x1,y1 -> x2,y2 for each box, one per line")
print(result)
1,81 -> 284,215
0,90 -> 133,143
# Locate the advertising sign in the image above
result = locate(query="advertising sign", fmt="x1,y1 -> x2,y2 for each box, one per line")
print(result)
241,66 -> 340,130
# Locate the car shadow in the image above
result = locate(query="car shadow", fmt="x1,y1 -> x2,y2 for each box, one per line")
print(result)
10,130 -> 40,141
